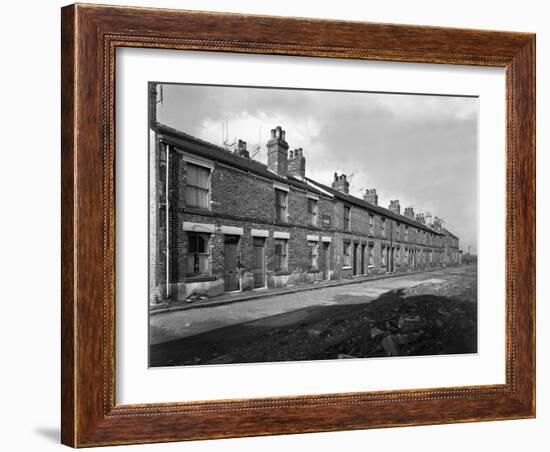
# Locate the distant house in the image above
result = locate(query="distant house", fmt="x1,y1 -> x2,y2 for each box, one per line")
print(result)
149,122 -> 461,304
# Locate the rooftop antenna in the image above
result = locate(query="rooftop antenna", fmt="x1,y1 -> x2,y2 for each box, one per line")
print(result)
250,124 -> 264,161
222,116 -> 236,151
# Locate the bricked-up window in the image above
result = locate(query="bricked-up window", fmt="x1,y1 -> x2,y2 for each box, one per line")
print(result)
186,163 -> 210,209
343,206 -> 351,231
343,241 -> 351,267
275,189 -> 288,223
274,239 -> 288,271
368,214 -> 374,233
308,241 -> 318,269
186,233 -> 210,277
308,198 -> 318,226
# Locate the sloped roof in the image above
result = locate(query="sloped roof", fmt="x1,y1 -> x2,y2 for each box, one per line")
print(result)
154,122 -> 442,235
154,123 -> 327,197
305,177 -> 442,235
442,228 -> 459,239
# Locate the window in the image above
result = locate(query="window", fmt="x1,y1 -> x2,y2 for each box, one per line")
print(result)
274,238 -> 288,271
308,198 -> 318,226
308,241 -> 318,269
368,214 -> 374,233
186,233 -> 210,276
381,246 -> 386,266
405,226 -> 409,240
275,189 -> 288,223
343,241 -> 351,267
381,218 -> 386,237
186,163 -> 210,209
368,245 -> 374,266
395,222 -> 400,240
344,206 -> 351,231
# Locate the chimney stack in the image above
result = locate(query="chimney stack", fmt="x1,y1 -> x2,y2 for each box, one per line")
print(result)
234,139 -> 250,158
416,213 -> 425,224
433,216 -> 443,231
332,173 -> 350,194
267,126 -> 289,177
288,148 -> 306,178
364,188 -> 378,205
389,200 -> 401,215
425,212 -> 433,226
404,207 -> 415,220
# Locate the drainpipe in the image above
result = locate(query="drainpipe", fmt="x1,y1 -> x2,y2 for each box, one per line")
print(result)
165,143 -> 171,300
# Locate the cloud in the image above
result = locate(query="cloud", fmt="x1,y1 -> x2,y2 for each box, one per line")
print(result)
156,84 -> 478,253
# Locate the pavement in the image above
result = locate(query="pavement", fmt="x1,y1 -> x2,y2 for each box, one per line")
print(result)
149,266 -> 471,346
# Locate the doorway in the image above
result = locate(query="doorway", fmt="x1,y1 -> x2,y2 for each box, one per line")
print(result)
321,242 -> 330,280
352,242 -> 358,276
224,235 -> 240,292
252,237 -> 266,289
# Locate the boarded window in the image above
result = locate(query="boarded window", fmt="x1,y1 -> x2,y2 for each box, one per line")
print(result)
274,238 -> 288,271
187,233 -> 210,276
308,241 -> 318,269
308,198 -> 318,226
275,189 -> 288,223
186,163 -> 210,209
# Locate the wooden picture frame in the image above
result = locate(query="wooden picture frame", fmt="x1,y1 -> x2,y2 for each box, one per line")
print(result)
61,3 -> 535,447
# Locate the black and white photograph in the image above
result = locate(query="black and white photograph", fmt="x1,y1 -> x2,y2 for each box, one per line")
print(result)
148,83 -> 478,367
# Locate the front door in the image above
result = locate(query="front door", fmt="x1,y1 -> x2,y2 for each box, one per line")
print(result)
321,242 -> 330,280
224,235 -> 239,291
252,237 -> 265,288
352,243 -> 358,276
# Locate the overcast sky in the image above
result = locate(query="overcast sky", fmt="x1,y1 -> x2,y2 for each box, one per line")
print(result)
155,83 -> 478,254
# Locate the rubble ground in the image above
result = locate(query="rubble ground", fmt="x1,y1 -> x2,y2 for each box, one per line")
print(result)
149,266 -> 477,366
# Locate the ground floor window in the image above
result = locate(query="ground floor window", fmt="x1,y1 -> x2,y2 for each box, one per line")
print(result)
308,241 -> 318,270
368,245 -> 374,266
186,232 -> 210,277
274,238 -> 288,271
381,246 -> 386,267
343,241 -> 351,267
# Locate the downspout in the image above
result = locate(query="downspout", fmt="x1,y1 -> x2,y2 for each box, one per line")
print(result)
165,143 -> 171,300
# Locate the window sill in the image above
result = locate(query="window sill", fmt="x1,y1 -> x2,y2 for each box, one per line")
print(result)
274,270 -> 290,276
184,275 -> 217,283
185,206 -> 212,215
342,266 -> 352,270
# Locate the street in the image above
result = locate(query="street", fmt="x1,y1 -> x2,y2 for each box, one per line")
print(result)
149,266 -> 477,366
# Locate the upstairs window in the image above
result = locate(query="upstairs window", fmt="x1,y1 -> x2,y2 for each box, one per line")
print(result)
308,198 -> 318,226
186,233 -> 210,277
368,214 -> 374,233
275,189 -> 288,223
381,218 -> 386,237
186,163 -> 210,209
343,206 -> 351,231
